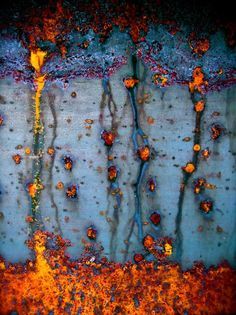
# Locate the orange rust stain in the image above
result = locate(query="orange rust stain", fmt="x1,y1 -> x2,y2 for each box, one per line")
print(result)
101,130 -> 116,146
200,200 -> 213,213
137,146 -> 150,161
47,147 -> 55,156
194,100 -> 205,112
108,165 -> 117,182
0,231 -> 235,315
27,181 -> 44,198
147,116 -> 155,125
87,227 -> 97,240
123,77 -> 139,89
189,67 -> 208,94
25,147 -> 31,155
56,181 -> 64,190
12,154 -> 22,164
153,73 -> 168,86
182,162 -> 195,174
30,49 -> 47,134
193,144 -> 201,152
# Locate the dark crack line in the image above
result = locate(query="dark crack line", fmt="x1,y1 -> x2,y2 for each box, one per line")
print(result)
175,94 -> 205,262
125,55 -> 149,257
47,93 -> 62,235
101,78 -> 122,261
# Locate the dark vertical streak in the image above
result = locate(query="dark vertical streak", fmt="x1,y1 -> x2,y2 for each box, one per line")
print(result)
100,78 -> 121,261
30,104 -> 44,233
175,94 -> 205,262
124,55 -> 149,259
47,93 -> 62,235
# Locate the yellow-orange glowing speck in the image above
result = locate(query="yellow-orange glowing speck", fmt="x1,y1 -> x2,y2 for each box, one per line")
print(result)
27,183 -> 38,198
182,162 -> 195,173
194,100 -> 205,112
200,200 -> 213,213
27,181 -> 44,198
25,147 -> 31,155
164,242 -> 173,256
193,144 -> 201,152
189,67 -> 208,94
137,145 -> 150,161
87,227 -> 97,240
56,181 -> 64,190
143,234 -> 155,250
30,49 -> 47,133
201,148 -> 211,159
12,154 -> 22,164
123,77 -> 139,89
153,73 -> 168,86
47,147 -> 55,156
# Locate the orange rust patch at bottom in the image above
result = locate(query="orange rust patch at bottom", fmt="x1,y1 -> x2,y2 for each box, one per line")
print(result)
0,231 -> 235,315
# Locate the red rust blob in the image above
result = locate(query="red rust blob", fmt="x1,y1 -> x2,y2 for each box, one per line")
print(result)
101,130 -> 116,146
137,146 -> 150,161
108,165 -> 118,182
123,77 -> 139,89
12,154 -> 22,164
63,156 -> 73,171
66,184 -> 78,199
87,227 -> 97,240
133,253 -> 145,263
200,200 -> 213,213
150,212 -> 161,226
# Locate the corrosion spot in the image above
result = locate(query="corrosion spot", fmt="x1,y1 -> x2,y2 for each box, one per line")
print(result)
12,154 -> 22,165
194,100 -> 205,112
87,227 -> 97,240
71,91 -> 77,98
47,147 -> 55,156
56,181 -> 64,190
63,156 -> 73,171
143,234 -> 155,250
66,184 -> 79,199
137,146 -> 150,161
147,178 -> 156,192
123,77 -> 139,89
108,165 -> 118,182
150,212 -> 161,226
25,147 -> 31,155
200,200 -> 213,213
201,148 -> 211,159
211,123 -> 224,140
193,144 -> 201,152
133,253 -> 144,263
101,130 -> 116,146
182,162 -> 195,174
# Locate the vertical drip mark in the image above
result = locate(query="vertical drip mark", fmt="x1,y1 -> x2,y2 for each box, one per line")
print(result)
47,93 -> 62,235
124,55 -> 150,251
100,78 -> 122,261
175,67 -> 207,262
29,49 -> 47,232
